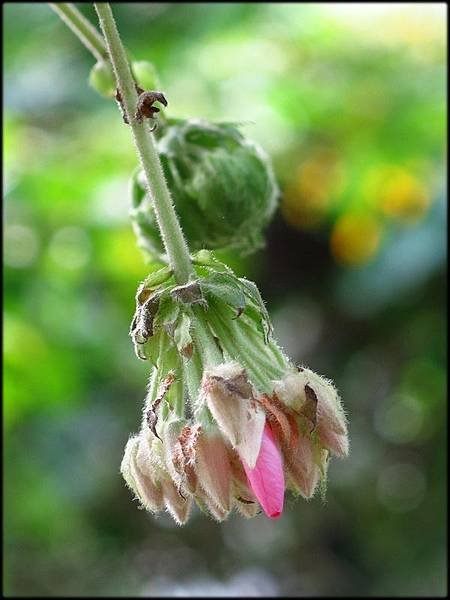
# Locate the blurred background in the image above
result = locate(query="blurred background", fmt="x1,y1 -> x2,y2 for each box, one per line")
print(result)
3,2 -> 447,597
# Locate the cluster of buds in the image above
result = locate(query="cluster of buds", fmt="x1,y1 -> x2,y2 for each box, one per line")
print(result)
129,118 -> 279,259
121,251 -> 348,524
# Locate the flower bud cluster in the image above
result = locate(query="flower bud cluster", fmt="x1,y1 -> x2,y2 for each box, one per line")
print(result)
122,251 -> 348,523
129,119 -> 279,258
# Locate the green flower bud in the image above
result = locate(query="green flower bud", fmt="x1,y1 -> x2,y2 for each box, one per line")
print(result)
130,119 -> 279,258
89,60 -> 116,98
131,60 -> 160,91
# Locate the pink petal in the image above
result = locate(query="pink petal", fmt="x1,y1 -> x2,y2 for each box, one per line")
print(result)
241,423 -> 285,519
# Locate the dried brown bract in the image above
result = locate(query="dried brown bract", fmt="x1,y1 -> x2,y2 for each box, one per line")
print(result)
135,91 -> 168,129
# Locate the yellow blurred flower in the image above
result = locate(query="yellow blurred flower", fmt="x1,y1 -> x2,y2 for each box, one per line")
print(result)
330,213 -> 382,266
380,170 -> 431,223
282,149 -> 345,230
364,165 -> 431,224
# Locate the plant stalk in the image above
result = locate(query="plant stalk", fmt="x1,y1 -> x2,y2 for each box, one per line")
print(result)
94,2 -> 193,284
49,3 -> 107,62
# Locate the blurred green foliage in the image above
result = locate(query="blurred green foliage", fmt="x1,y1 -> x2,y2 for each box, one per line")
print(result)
4,3 -> 446,597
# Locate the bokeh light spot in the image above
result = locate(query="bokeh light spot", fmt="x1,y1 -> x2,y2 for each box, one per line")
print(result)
377,463 -> 426,513
4,224 -> 39,268
330,212 -> 381,265
48,226 -> 91,270
282,150 -> 345,230
374,393 -> 424,444
380,169 -> 430,223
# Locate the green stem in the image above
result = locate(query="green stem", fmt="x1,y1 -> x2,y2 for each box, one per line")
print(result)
94,3 -> 193,284
49,3 -> 107,62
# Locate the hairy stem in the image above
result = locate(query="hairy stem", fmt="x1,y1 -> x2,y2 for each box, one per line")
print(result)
94,2 -> 193,284
49,3 -> 107,62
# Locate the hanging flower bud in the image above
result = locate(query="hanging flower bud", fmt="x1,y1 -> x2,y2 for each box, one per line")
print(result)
160,476 -> 193,525
284,432 -> 323,499
194,429 -> 233,512
273,369 -> 349,457
121,435 -> 163,512
195,486 -> 230,522
123,428 -> 193,525
241,423 -> 285,519
129,119 -> 279,258
161,417 -> 193,492
121,252 -> 349,524
89,60 -> 116,97
201,362 -> 266,468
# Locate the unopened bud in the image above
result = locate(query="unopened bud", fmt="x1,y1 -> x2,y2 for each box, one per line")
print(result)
129,119 -> 278,258
241,423 -> 285,519
202,362 -> 265,468
196,486 -> 230,522
194,430 -> 232,512
274,369 -> 349,457
160,477 -> 192,525
234,497 -> 261,519
285,433 -> 321,499
231,459 -> 260,518
121,435 -> 164,512
89,60 -> 116,97
161,417 -> 190,489
131,60 -> 159,91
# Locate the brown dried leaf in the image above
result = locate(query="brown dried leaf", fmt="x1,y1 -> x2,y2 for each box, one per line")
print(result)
302,384 -> 318,433
146,371 -> 176,438
172,424 -> 201,492
170,281 -> 206,306
258,393 -> 293,447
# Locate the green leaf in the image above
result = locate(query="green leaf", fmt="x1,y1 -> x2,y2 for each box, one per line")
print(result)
239,278 -> 273,341
199,272 -> 246,317
142,265 -> 174,289
142,331 -> 161,366
170,281 -> 206,307
153,295 -> 180,333
193,250 -> 233,273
